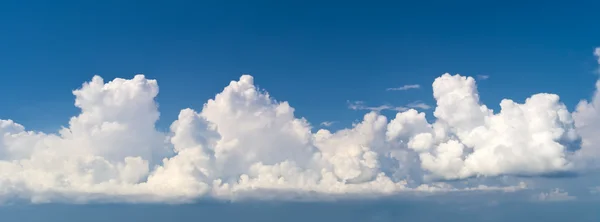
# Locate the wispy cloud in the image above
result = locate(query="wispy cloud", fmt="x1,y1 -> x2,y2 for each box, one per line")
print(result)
348,100 -> 430,112
348,101 -> 408,112
535,189 -> 576,202
386,84 -> 420,91
320,121 -> 336,127
406,101 -> 431,110
477,75 -> 490,80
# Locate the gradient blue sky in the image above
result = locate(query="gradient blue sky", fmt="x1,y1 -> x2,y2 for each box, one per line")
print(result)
2,0 -> 600,221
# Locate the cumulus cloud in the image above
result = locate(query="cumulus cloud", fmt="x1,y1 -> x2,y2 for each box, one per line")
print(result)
4,51 -> 600,203
394,74 -> 580,180
572,48 -> 600,167
386,84 -> 420,91
0,73 -> 534,204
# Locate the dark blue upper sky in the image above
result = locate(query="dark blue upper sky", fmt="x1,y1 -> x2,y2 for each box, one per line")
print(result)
1,0 -> 599,130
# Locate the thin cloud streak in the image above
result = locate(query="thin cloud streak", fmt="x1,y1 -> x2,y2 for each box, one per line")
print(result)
477,75 -> 490,80
320,121 -> 336,127
348,100 -> 431,112
387,84 -> 421,91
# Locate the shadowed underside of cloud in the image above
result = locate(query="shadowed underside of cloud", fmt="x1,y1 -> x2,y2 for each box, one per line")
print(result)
1,50 -> 600,204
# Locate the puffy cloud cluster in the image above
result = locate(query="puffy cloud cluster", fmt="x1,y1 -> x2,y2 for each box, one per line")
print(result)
390,74 -> 579,180
1,62 -> 600,203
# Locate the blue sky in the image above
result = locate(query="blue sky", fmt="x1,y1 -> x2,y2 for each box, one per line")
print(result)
2,0 -> 599,131
2,0 -> 600,221
3,201 -> 600,222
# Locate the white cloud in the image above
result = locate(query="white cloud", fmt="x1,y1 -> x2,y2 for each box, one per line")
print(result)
387,84 -> 420,91
4,49 -> 600,203
402,74 -> 580,180
555,48 -> 600,170
0,73 -> 533,204
535,188 -> 576,202
572,57 -> 600,168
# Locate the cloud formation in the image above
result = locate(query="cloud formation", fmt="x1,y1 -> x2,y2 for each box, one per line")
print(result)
386,84 -> 420,91
399,74 -> 579,180
2,56 -> 600,203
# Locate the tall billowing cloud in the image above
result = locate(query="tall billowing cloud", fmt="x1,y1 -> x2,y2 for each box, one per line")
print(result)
1,64 -> 598,203
0,75 -> 167,203
388,74 -> 579,180
572,47 -> 600,167
573,82 -> 600,162
148,76 -> 411,200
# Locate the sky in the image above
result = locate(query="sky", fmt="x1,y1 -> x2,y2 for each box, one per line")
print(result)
2,0 -> 600,221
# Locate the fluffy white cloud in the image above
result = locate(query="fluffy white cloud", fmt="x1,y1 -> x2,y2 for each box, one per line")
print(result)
0,75 -> 168,203
394,74 -> 579,180
573,81 -> 600,162
2,64 -> 600,203
572,48 -> 600,168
